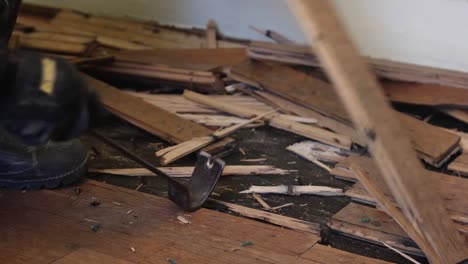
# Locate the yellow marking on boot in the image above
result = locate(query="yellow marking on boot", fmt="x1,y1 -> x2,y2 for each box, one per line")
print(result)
40,58 -> 57,95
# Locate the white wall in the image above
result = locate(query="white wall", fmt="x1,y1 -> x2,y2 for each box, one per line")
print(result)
25,0 -> 468,72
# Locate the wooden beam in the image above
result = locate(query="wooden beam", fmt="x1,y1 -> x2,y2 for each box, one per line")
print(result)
288,1 -> 468,263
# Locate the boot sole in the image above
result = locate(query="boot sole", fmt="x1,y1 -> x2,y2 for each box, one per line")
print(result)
0,154 -> 88,190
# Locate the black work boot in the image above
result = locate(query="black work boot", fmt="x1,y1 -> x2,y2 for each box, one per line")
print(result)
0,129 -> 88,189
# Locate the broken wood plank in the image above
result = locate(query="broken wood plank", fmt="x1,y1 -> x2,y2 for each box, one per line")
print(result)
116,48 -> 247,72
184,90 -> 352,149
288,1 -> 468,262
19,35 -> 90,55
350,164 -> 438,262
444,109 -> 468,124
251,90 -> 363,144
210,199 -> 320,234
248,41 -> 468,89
230,60 -> 350,124
85,75 -> 212,143
89,165 -> 293,177
184,90 -> 256,118
328,203 -> 424,256
231,61 -> 461,166
155,111 -> 275,165
383,81 -> 468,108
83,75 -> 234,151
240,185 -> 344,196
334,156 -> 468,227
448,153 -> 468,176
268,116 -> 352,150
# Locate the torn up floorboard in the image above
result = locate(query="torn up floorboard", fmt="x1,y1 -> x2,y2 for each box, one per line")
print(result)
230,60 -> 461,167
0,180 -> 389,264
248,41 -> 468,89
328,203 -> 424,257
84,75 -> 234,154
332,156 -> 468,227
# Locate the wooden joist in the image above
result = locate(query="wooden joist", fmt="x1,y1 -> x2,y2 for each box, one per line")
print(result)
287,141 -> 355,163
288,1 -> 468,262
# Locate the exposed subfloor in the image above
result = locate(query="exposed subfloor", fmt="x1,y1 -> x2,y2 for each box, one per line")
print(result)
83,113 -> 446,264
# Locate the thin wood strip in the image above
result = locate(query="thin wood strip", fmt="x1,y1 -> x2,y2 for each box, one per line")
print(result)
89,165 -> 293,177
210,199 -> 320,234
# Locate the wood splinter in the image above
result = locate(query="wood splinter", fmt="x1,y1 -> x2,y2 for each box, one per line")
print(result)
240,185 -> 344,196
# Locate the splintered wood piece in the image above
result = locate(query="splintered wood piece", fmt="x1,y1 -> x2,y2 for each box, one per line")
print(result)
287,141 -> 355,163
240,185 -> 344,196
156,111 -> 276,165
350,164 -> 438,262
184,90 -> 352,149
211,199 -> 320,234
89,165 -> 293,177
230,60 -> 350,124
231,61 -> 461,166
184,90 -> 256,118
252,90 -> 363,144
251,193 -> 272,210
268,116 -> 352,150
288,1 -> 468,263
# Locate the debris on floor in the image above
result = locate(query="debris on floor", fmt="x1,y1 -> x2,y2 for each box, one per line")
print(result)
13,3 -> 468,263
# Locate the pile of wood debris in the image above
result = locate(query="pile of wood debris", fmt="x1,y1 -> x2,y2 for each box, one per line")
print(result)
16,3 -> 468,263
